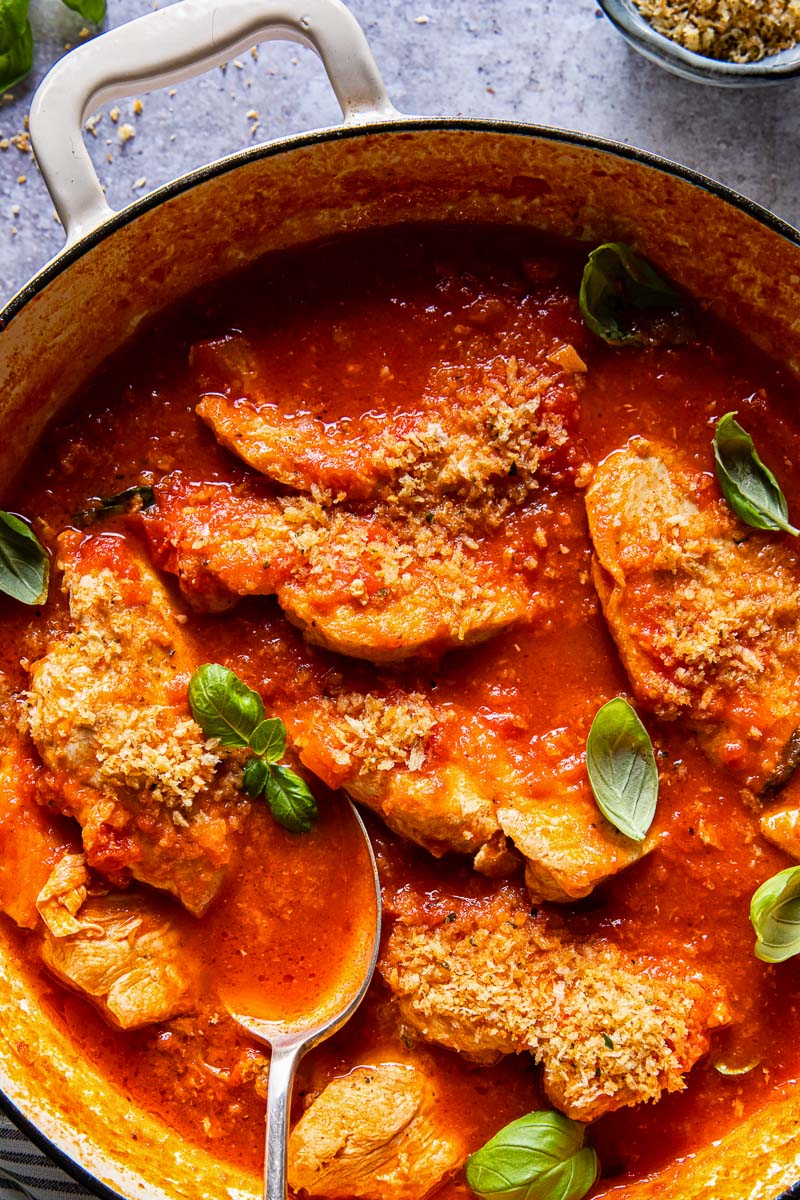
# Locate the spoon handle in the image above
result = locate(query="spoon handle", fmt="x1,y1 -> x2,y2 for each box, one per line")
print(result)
264,1040 -> 302,1200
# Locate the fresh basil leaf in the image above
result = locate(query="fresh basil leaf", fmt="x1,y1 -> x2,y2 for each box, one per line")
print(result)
76,485 -> 155,525
713,412 -> 798,536
250,717 -> 286,762
0,0 -> 32,92
60,0 -> 106,23
243,755 -> 268,798
466,1111 -> 598,1200
751,865 -> 800,964
586,697 -> 657,842
264,763 -> 318,834
188,663 -> 265,748
0,511 -> 48,606
579,242 -> 684,347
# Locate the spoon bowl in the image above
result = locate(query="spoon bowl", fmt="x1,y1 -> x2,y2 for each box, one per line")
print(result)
223,798 -> 381,1200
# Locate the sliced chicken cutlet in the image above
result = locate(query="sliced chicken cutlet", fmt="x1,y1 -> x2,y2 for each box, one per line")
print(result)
37,853 -> 197,1029
152,338 -> 587,662
145,475 -> 540,663
27,532 -> 249,915
381,885 -> 729,1122
287,1062 -> 465,1200
193,335 -> 584,502
586,439 -> 800,795
288,688 -> 651,902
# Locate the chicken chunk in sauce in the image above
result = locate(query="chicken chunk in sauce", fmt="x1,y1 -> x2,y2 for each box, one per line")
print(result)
37,853 -> 197,1029
290,686 -> 652,902
27,532 -> 249,915
586,439 -> 800,794
145,475 -> 537,663
381,883 -> 729,1122
287,1062 -> 465,1200
193,333 -> 584,503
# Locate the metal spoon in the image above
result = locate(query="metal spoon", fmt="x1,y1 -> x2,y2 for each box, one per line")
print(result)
224,799 -> 381,1200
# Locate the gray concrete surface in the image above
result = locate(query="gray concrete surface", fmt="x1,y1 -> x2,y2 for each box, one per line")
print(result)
1,0 -> 799,305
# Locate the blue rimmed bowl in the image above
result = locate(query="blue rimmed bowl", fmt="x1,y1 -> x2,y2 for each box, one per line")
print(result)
598,0 -> 800,86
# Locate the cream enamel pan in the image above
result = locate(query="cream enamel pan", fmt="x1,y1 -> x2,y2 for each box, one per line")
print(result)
1,1 -> 800,1196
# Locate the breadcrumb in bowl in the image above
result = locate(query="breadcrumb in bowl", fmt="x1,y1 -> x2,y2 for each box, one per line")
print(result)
598,0 -> 800,85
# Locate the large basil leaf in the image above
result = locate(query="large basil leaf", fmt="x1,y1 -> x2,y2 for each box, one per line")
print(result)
264,763 -> 318,834
466,1111 -> 598,1200
0,0 -> 31,92
751,865 -> 800,963
579,242 -> 683,347
61,0 -> 106,23
713,412 -> 798,536
0,511 -> 48,606
586,697 -> 657,842
188,663 -> 265,748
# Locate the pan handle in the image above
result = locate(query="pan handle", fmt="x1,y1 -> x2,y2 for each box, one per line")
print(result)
28,0 -> 399,247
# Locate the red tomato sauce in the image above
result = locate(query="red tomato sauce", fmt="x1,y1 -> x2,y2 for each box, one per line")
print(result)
2,225 -> 800,1196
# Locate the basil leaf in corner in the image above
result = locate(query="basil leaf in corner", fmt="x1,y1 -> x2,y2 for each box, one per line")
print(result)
60,0 -> 106,23
713,412 -> 799,536
0,0 -> 32,92
264,763 -> 318,834
586,697 -> 658,842
579,242 -> 684,347
466,1111 -> 598,1200
188,663 -> 265,748
751,865 -> 800,964
0,511 -> 48,606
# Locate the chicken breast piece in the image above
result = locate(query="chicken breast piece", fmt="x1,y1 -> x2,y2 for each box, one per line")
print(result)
287,1063 -> 466,1200
27,532 -> 249,915
289,691 -> 649,902
381,885 -> 729,1122
37,853 -> 196,1029
586,438 -> 800,793
145,476 -> 539,663
193,335 -> 584,502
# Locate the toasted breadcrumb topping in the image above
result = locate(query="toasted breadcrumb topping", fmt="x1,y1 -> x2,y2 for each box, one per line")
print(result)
383,890 -> 729,1121
633,0 -> 800,62
27,559 -> 221,812
316,692 -> 438,774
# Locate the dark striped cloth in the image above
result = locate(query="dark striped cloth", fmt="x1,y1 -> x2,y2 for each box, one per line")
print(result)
0,1115 -> 92,1200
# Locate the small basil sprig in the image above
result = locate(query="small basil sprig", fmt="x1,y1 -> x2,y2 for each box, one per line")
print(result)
579,242 -> 683,346
586,697 -> 658,842
0,511 -> 48,606
713,413 -> 798,536
189,663 -> 317,834
466,1111 -> 598,1200
750,865 -> 800,964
